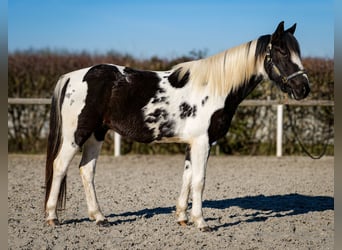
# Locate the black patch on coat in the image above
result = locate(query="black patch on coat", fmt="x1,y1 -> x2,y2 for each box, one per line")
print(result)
157,88 -> 166,94
93,124 -> 109,141
145,108 -> 175,140
105,67 -> 162,143
168,68 -> 190,88
201,96 -> 209,106
74,64 -> 120,146
59,78 -> 69,110
146,108 -> 168,123
185,145 -> 191,162
255,35 -> 271,61
151,96 -> 167,104
179,102 -> 197,119
246,41 -> 252,56
157,121 -> 175,140
208,75 -> 263,144
145,117 -> 155,123
184,145 -> 191,170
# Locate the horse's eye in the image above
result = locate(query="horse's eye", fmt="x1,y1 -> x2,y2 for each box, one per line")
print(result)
274,45 -> 288,57
278,48 -> 288,57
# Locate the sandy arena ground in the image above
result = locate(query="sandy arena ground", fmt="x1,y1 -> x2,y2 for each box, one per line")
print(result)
8,154 -> 333,249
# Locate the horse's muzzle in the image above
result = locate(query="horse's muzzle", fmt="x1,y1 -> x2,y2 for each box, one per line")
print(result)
290,81 -> 310,100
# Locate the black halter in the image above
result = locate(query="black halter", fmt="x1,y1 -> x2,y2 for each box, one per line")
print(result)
265,43 -> 306,85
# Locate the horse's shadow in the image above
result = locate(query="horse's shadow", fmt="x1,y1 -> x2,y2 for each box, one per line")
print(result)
202,193 -> 333,230
63,193 -> 333,228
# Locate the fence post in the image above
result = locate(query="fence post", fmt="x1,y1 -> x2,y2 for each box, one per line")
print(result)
114,132 -> 121,157
276,104 -> 283,157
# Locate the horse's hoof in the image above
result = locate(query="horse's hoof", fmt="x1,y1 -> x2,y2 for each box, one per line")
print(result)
177,220 -> 188,227
200,226 -> 212,232
96,219 -> 110,227
46,219 -> 60,226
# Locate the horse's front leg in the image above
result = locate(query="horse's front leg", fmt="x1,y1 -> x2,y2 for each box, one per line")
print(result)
190,135 -> 211,231
176,145 -> 192,225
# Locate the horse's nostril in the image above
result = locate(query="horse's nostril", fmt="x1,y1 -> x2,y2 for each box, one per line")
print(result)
303,85 -> 310,98
306,83 -> 310,92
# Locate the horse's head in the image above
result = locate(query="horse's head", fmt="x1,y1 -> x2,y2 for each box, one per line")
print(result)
264,21 -> 310,100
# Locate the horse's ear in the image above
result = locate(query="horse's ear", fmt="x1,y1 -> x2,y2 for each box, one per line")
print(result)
271,21 -> 285,42
285,23 -> 297,35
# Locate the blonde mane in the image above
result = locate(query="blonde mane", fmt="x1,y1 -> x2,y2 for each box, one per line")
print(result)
173,39 -> 264,96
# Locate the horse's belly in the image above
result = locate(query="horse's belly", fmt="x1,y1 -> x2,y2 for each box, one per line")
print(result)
105,115 -> 153,143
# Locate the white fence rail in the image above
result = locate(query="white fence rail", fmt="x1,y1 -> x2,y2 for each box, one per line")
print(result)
8,98 -> 334,157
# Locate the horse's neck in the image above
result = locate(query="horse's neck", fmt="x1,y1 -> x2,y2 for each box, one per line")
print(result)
223,74 -> 264,110
221,47 -> 267,108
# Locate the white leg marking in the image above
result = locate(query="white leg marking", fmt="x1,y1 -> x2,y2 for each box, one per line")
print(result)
176,152 -> 192,223
79,134 -> 106,223
46,141 -> 78,222
190,135 -> 210,229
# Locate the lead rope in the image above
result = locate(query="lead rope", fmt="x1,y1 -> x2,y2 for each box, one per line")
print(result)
284,104 -> 333,159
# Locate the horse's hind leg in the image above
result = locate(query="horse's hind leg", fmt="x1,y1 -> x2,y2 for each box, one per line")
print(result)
176,145 -> 192,225
79,133 -> 108,226
46,141 -> 78,225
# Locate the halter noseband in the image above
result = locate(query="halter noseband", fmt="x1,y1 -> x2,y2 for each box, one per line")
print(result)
265,43 -> 306,85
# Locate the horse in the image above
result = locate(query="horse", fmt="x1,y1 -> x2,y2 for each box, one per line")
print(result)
44,21 -> 310,231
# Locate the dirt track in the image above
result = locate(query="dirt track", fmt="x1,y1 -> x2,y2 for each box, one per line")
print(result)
8,154 -> 333,249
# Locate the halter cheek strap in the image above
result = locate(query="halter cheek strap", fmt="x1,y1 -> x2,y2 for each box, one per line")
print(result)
265,43 -> 306,84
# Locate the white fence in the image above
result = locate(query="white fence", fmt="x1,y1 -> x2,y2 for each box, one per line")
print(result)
8,98 -> 334,157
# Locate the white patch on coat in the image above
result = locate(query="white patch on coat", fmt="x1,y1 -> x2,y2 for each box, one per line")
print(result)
142,72 -> 227,143
290,52 -> 304,70
60,67 -> 90,145
291,52 -> 309,80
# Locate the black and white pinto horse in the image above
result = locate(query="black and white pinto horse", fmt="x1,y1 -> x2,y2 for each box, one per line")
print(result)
45,22 -> 310,231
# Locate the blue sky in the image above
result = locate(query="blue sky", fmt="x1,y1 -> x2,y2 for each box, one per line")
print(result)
8,0 -> 333,59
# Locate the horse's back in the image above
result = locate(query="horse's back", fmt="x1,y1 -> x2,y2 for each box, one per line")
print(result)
55,63 -> 215,145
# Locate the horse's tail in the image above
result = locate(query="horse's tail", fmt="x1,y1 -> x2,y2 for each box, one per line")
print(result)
45,76 -> 69,212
